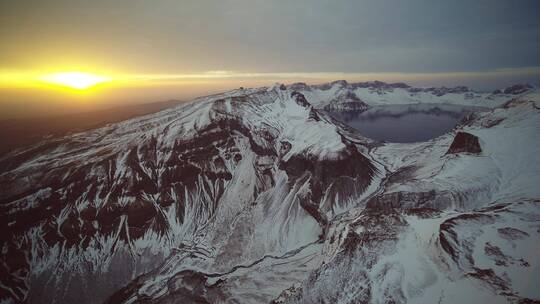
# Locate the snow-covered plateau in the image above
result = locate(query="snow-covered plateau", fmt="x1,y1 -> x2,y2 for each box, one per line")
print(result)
0,81 -> 538,303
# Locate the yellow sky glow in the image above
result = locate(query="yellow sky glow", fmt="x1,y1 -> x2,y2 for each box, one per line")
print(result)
1,66 -> 539,120
1,67 -> 540,92
40,72 -> 112,90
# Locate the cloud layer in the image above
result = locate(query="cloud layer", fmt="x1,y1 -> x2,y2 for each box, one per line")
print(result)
2,0 -> 540,73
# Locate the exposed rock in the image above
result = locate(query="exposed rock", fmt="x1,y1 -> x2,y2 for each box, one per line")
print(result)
467,267 -> 511,293
291,91 -> 311,107
484,242 -> 510,266
323,91 -> 369,112
497,227 -> 530,241
287,82 -> 310,91
446,131 -> 482,154
366,190 -> 454,212
351,80 -> 410,90
331,79 -> 348,87
503,84 -> 533,95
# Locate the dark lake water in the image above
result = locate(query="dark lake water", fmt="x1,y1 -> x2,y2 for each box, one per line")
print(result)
328,104 -> 487,143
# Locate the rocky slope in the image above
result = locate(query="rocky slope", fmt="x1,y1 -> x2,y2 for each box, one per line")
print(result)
0,82 -> 538,304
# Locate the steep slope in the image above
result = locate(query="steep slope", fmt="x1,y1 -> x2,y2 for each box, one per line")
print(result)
0,85 -> 379,303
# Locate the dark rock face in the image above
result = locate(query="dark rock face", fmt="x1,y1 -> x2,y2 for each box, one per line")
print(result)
323,91 -> 369,112
439,213 -> 495,262
331,80 -> 349,87
366,189 -> 454,212
467,267 -> 511,293
288,82 -> 310,91
291,91 -> 312,107
422,86 -> 470,96
312,80 -> 353,90
387,82 -> 410,89
446,132 -> 482,155
503,84 -> 533,95
350,80 -> 410,90
279,142 -> 377,233
497,227 -> 530,241
107,269 -> 222,304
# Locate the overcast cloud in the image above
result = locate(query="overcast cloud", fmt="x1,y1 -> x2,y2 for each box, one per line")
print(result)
1,0 -> 540,74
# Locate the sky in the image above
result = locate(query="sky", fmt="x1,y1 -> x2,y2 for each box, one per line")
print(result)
1,0 -> 540,118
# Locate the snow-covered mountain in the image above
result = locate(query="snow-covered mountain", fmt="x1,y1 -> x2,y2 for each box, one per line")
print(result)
289,80 -> 531,110
0,82 -> 538,304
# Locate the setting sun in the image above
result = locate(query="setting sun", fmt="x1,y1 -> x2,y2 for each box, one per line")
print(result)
40,72 -> 111,90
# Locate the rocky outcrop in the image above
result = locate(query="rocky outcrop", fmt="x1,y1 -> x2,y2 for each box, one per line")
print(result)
366,190 -> 453,212
446,131 -> 482,154
350,80 -> 410,90
503,84 -> 533,95
291,91 -> 311,107
279,142 -> 377,221
323,91 -> 369,112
